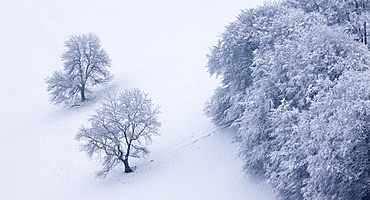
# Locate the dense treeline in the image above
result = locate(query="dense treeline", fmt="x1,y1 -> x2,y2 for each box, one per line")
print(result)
205,1 -> 370,199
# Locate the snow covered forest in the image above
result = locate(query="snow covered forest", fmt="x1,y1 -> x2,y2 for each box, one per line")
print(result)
206,0 -> 370,199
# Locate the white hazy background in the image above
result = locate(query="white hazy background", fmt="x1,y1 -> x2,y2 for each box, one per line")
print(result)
0,1 -> 273,199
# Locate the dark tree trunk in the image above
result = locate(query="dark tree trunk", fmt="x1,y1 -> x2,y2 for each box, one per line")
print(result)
123,143 -> 133,173
123,158 -> 133,173
80,86 -> 86,102
364,21 -> 367,45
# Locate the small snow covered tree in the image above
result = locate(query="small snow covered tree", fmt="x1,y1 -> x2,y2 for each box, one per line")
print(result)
46,32 -> 113,105
75,88 -> 160,178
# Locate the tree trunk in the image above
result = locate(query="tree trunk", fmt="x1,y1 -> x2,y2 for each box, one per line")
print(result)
123,158 -> 133,173
364,21 -> 367,45
123,143 -> 133,173
80,86 -> 86,102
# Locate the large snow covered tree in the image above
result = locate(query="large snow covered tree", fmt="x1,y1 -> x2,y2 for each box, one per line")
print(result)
267,25 -> 370,199
300,71 -> 370,200
206,1 -> 370,199
75,88 -> 160,178
46,33 -> 113,105
204,5 -> 264,128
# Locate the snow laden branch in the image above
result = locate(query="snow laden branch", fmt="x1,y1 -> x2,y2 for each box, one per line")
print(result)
46,32 -> 113,106
76,88 -> 160,178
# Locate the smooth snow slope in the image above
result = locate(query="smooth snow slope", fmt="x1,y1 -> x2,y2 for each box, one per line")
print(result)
0,1 -> 274,199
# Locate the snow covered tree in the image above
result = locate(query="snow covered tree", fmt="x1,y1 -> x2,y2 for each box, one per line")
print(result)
206,1 -> 370,199
284,0 -> 370,47
75,88 -> 160,178
46,32 -> 113,105
244,9 -> 370,198
204,5 -> 266,128
301,71 -> 370,200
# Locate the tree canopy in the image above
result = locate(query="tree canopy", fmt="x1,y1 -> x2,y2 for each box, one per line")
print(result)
206,1 -> 370,199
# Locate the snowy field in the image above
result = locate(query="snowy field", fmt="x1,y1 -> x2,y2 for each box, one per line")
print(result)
0,1 -> 274,199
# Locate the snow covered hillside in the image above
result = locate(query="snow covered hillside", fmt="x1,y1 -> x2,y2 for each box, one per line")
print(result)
0,1 -> 273,199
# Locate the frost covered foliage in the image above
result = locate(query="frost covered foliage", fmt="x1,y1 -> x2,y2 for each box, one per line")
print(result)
284,0 -> 370,46
206,1 -> 370,199
76,88 -> 160,178
46,33 -> 113,105
302,71 -> 370,199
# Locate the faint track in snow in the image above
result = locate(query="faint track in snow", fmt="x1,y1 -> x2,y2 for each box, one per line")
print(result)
153,126 -> 219,158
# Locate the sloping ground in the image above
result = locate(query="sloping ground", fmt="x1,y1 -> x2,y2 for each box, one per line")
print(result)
67,129 -> 273,200
0,1 -> 274,199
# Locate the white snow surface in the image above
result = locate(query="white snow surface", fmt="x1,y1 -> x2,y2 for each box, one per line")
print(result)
0,1 -> 274,199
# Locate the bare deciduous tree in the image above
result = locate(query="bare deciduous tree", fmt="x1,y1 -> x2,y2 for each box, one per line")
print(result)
76,88 -> 161,178
46,32 -> 113,105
